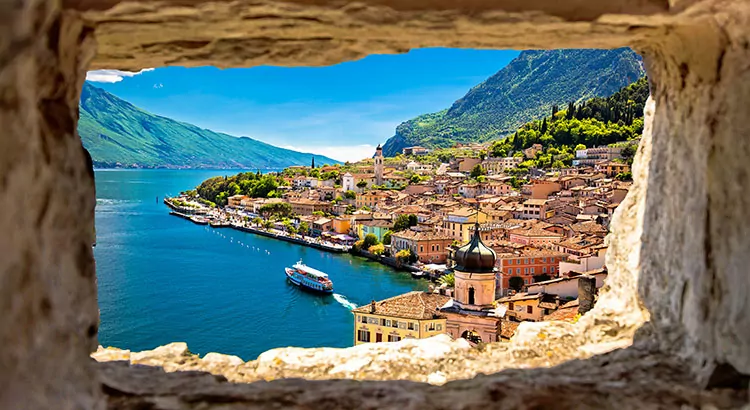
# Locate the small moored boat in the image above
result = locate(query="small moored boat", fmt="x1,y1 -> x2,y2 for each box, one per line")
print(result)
285,260 -> 334,294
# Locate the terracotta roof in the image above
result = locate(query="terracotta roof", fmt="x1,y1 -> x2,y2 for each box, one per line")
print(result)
569,221 -> 607,234
509,226 -> 564,238
392,229 -> 453,242
496,292 -> 544,303
500,320 -> 519,340
543,299 -> 580,322
358,219 -> 394,228
352,292 -> 450,320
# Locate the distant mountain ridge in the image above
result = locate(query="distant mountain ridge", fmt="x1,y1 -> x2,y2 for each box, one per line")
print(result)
382,48 -> 645,156
78,83 -> 338,169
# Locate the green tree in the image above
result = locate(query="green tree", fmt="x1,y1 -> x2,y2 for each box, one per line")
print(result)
395,249 -> 411,264
509,276 -> 524,292
615,171 -> 633,181
369,243 -> 385,255
533,274 -> 551,283
262,220 -> 274,230
356,180 -> 368,189
382,231 -> 392,245
363,233 -> 379,249
438,273 -> 455,288
298,221 -> 309,236
575,144 -> 587,151
344,190 -> 356,199
470,164 -> 486,179
393,214 -> 412,231
252,217 -> 263,227
259,202 -> 292,219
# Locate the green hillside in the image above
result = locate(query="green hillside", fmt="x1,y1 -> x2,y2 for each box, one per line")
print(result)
490,77 -> 649,171
382,48 -> 644,156
78,83 -> 338,168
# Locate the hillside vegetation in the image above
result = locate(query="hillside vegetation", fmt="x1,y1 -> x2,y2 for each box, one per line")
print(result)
382,48 -> 644,156
79,83 -> 338,169
490,77 -> 649,171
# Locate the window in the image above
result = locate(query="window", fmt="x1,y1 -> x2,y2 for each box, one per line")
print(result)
530,267 -> 535,274
375,333 -> 383,343
379,318 -> 386,326
524,258 -> 528,264
385,319 -> 391,327
524,278 -> 529,284
388,335 -> 401,342
507,268 -> 512,274
436,324 -> 442,331
427,322 -> 437,331
392,320 -> 398,328
516,268 -> 521,274
420,246 -> 423,252
407,322 -> 415,330
468,287 -> 475,305
551,266 -> 556,272
357,330 -> 371,342
524,268 -> 529,274
527,306 -> 533,314
542,257 -> 547,262
508,259 -> 512,265
542,267 -> 547,273
368,317 -> 379,325
530,258 -> 535,264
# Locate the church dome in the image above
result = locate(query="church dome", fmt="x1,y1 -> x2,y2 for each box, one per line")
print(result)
453,223 -> 496,273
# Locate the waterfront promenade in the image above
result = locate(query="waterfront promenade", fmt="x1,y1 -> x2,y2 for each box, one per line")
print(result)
164,197 -> 350,254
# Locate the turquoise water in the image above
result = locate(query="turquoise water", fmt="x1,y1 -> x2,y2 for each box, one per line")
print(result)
94,169 -> 427,360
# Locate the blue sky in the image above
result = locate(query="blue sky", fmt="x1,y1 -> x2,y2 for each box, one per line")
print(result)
86,48 -> 519,161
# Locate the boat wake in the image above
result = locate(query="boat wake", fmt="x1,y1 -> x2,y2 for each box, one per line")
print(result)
333,294 -> 357,310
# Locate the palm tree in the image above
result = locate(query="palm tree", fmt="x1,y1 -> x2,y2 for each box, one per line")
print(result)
299,221 -> 309,238
252,217 -> 263,227
438,273 -> 455,288
262,220 -> 274,230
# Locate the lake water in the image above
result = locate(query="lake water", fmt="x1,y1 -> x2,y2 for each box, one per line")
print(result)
94,169 -> 427,360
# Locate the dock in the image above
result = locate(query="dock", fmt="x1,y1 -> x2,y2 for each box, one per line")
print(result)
231,224 -> 348,253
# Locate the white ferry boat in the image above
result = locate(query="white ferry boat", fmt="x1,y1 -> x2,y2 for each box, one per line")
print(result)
284,261 -> 334,294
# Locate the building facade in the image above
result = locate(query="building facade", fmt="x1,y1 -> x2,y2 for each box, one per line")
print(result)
351,292 -> 449,345
439,224 -> 503,344
390,229 -> 453,264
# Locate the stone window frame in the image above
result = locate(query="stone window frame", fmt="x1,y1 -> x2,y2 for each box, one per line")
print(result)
3,1 -> 749,407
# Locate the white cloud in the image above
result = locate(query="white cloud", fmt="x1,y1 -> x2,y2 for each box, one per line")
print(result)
85,68 -> 154,83
282,144 -> 377,163
153,83 -> 164,89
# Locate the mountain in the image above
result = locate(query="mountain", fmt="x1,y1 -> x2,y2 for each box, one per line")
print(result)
381,48 -> 645,156
78,83 -> 339,168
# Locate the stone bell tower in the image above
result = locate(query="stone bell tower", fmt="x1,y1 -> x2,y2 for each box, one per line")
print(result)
452,222 -> 497,310
374,144 -> 384,185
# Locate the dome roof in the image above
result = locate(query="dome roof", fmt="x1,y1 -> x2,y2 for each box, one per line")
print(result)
454,223 -> 496,273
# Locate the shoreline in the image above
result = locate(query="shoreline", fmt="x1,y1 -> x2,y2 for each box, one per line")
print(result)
164,197 -> 439,281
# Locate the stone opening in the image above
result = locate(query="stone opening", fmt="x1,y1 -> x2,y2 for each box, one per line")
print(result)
2,0 -> 749,408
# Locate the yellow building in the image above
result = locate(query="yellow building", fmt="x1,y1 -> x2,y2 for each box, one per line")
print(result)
442,207 -> 488,243
352,292 -> 450,345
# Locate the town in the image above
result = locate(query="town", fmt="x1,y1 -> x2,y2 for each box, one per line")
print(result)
167,140 -> 634,345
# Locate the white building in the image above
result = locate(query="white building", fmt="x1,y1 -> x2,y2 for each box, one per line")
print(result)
342,172 -> 355,192
526,271 -> 608,299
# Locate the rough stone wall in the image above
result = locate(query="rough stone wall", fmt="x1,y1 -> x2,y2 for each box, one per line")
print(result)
1,0 -> 750,408
0,1 -> 100,409
636,7 -> 750,379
